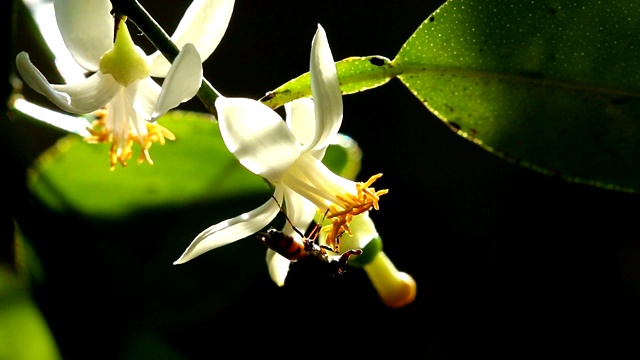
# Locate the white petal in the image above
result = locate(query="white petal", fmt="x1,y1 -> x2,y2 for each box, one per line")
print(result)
152,44 -> 202,120
53,0 -> 113,72
133,77 -> 161,120
123,84 -> 150,137
308,24 -> 343,151
285,98 -> 316,152
148,0 -> 235,77
16,52 -> 118,114
282,187 -> 317,234
216,97 -> 300,180
266,249 -> 291,287
293,154 -> 356,197
173,191 -> 282,264
308,147 -> 328,161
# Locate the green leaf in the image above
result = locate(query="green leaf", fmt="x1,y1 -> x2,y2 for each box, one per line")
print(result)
394,0 -> 640,192
0,229 -> 61,360
27,110 -> 361,218
0,275 -> 62,360
260,56 -> 396,109
28,110 -> 270,218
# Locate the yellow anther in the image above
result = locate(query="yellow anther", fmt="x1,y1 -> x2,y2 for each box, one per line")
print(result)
83,108 -> 176,170
322,173 -> 388,251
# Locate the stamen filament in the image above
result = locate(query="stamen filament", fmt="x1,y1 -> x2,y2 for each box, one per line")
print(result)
84,107 -> 175,170
322,173 -> 388,251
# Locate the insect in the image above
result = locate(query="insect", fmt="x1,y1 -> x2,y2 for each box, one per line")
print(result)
258,197 -> 363,275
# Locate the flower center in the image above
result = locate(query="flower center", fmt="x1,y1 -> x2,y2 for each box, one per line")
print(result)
323,173 -> 388,251
99,18 -> 150,87
280,156 -> 388,251
85,107 -> 176,170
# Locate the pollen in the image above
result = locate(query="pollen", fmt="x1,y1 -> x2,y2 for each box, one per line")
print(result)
324,173 -> 388,251
84,108 -> 176,170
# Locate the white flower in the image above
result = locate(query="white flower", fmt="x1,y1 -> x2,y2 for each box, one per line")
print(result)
16,0 -> 235,169
174,24 -> 388,286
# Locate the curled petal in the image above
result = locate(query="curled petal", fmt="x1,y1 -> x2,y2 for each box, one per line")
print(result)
16,52 -> 118,113
148,0 -> 235,77
53,0 -> 113,72
173,192 -> 281,264
216,97 -> 300,181
266,249 -> 291,287
308,24 -> 343,152
152,44 -> 202,120
285,98 -> 316,152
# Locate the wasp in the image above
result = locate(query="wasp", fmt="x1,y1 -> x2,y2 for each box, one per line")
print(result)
258,198 -> 363,274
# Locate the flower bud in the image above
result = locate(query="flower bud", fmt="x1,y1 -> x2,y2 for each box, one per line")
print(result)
364,251 -> 416,308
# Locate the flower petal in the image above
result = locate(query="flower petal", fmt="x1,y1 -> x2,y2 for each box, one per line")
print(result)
285,98 -> 316,152
308,24 -> 343,151
148,0 -> 235,77
265,249 -> 291,287
282,187 -> 317,233
216,97 -> 300,180
133,77 -> 161,120
283,154 -> 357,208
52,73 -> 121,113
16,52 -> 118,114
106,88 -> 148,146
152,44 -> 202,120
53,0 -> 113,72
173,192 -> 281,264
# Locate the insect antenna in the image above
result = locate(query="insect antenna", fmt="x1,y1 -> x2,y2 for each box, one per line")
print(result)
270,196 -> 308,240
271,196 -> 327,248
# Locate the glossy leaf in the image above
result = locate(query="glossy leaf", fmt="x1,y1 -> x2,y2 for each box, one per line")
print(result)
260,55 -> 396,109
394,0 -> 640,192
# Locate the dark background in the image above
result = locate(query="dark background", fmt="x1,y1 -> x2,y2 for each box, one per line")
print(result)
5,0 -> 640,358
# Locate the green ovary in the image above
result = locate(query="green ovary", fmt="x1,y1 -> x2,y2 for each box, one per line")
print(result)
99,19 -> 149,86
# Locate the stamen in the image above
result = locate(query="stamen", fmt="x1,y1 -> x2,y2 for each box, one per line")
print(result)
83,108 -> 176,170
323,173 -> 387,251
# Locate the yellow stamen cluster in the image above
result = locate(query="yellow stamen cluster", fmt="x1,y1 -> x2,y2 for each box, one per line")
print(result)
84,109 -> 176,170
323,173 -> 388,251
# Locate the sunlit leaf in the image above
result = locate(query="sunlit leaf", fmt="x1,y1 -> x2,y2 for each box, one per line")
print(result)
260,56 -> 395,109
28,110 -> 270,218
394,0 -> 640,192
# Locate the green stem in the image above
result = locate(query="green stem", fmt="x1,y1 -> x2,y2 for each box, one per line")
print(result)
109,0 -> 220,118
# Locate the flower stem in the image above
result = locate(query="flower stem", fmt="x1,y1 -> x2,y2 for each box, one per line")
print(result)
109,0 -> 220,118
